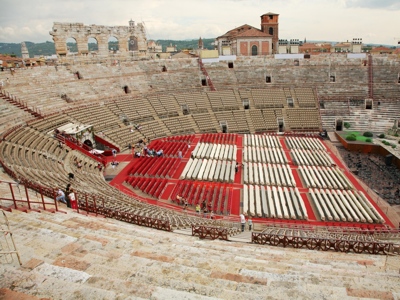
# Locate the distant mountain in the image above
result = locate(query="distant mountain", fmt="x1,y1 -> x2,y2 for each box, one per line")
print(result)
0,41 -> 56,58
0,38 -> 215,58
155,38 -> 215,51
1,39 -> 393,58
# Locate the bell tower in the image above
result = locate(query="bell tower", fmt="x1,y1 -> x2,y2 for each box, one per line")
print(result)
261,12 -> 279,54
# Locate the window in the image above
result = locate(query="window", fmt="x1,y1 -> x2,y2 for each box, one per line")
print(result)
269,27 -> 274,35
269,15 -> 273,20
201,79 -> 207,86
228,62 -> 234,69
265,76 -> 271,83
251,45 -> 258,56
330,75 -> 336,82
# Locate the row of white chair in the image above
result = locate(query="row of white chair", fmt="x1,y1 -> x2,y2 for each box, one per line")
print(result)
243,163 -> 296,187
299,166 -> 353,190
243,134 -> 281,148
243,146 -> 287,164
291,149 -> 335,167
309,188 -> 384,223
192,143 -> 237,161
243,185 -> 308,220
180,158 -> 236,183
286,136 -> 326,151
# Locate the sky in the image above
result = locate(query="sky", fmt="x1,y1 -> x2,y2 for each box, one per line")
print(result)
1,0 -> 400,45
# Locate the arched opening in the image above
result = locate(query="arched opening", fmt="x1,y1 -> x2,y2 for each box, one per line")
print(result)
269,27 -> 274,35
108,36 -> 119,53
88,37 -> 98,53
251,45 -> 258,56
129,36 -> 138,51
66,37 -> 78,55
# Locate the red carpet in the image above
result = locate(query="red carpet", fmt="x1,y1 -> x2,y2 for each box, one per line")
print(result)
106,133 -> 394,229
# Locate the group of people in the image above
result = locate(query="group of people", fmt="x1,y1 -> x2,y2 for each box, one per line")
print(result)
55,183 -> 77,209
176,195 -> 188,209
240,214 -> 253,232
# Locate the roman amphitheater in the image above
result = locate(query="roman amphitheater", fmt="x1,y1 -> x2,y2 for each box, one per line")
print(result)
1,22 -> 400,299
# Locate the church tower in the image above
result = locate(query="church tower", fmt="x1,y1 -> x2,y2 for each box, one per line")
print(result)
260,13 -> 279,54
21,42 -> 30,60
198,37 -> 204,49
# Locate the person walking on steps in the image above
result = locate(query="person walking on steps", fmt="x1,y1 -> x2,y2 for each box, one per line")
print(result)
248,217 -> 253,231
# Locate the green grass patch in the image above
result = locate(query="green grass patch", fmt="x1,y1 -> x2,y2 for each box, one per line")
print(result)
339,131 -> 373,142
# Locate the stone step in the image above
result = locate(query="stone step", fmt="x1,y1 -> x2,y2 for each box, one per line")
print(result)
1,209 -> 399,299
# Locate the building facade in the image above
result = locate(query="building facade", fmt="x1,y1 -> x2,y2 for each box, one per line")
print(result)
216,12 -> 279,56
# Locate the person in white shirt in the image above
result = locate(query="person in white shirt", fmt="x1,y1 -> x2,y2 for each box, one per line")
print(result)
56,188 -> 66,204
240,214 -> 246,232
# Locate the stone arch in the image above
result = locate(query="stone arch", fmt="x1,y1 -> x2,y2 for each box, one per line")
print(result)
50,21 -> 148,57
108,36 -> 119,52
88,37 -> 99,53
66,37 -> 78,55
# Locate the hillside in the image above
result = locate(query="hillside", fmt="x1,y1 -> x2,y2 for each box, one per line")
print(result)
0,38 -> 215,58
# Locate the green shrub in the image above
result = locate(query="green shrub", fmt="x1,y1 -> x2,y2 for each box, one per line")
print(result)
365,138 -> 372,142
391,145 -> 396,149
394,133 -> 399,137
363,132 -> 373,137
346,135 -> 357,141
378,133 -> 385,138
344,122 -> 351,129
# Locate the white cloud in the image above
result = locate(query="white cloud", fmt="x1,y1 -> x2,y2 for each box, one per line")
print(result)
0,0 -> 399,45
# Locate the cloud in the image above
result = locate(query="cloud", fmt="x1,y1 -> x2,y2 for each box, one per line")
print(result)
0,0 -> 399,45
344,0 -> 400,10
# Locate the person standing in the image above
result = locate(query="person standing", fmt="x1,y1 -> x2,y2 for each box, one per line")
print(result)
240,214 -> 246,232
65,183 -> 71,208
69,188 -> 77,209
248,217 -> 253,231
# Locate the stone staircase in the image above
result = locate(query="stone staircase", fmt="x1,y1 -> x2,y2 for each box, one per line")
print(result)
1,208 -> 400,300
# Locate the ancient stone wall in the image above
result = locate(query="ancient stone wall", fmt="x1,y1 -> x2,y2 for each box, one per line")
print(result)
49,21 -> 147,57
